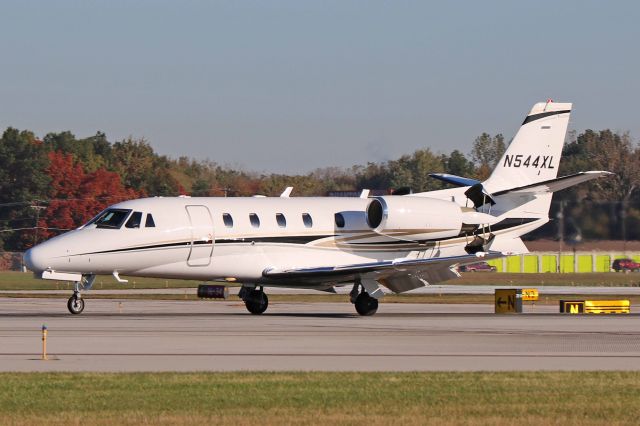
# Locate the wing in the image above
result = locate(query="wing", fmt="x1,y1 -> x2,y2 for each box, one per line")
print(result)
262,251 -> 504,293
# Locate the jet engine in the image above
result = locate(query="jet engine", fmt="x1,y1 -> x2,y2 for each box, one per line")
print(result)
365,196 -> 499,242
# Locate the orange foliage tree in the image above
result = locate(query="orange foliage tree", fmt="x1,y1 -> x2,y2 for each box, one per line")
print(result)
38,152 -> 140,239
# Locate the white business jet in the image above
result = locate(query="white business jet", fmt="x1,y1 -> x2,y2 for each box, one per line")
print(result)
24,101 -> 611,315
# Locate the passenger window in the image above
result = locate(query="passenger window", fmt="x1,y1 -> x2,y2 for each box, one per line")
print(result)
249,213 -> 260,228
223,213 -> 233,228
302,213 -> 313,228
335,213 -> 345,228
145,214 -> 156,228
125,211 -> 143,229
276,213 -> 286,228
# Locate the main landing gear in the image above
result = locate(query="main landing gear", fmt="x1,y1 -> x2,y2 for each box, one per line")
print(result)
350,282 -> 378,316
239,286 -> 269,315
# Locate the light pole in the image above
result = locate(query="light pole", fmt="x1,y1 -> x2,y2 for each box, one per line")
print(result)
31,204 -> 46,246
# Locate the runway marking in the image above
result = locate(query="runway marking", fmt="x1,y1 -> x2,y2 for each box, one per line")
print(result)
2,353 -> 640,358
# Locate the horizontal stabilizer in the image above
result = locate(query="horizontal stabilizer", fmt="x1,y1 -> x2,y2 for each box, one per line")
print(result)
488,237 -> 529,256
429,173 -> 480,187
493,171 -> 613,196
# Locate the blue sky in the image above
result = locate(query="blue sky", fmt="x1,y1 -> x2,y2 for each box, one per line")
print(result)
1,0 -> 638,173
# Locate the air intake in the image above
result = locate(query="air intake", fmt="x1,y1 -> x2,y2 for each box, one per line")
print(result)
366,199 -> 384,228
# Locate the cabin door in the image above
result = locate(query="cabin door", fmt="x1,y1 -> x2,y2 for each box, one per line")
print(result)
185,205 -> 214,266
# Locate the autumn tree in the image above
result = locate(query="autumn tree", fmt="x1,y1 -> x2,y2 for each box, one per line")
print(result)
38,152 -> 139,240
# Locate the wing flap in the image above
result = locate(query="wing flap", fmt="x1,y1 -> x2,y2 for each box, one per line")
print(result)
262,252 -> 503,293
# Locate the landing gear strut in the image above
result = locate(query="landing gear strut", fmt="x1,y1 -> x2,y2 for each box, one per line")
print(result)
239,286 -> 269,315
350,281 -> 378,316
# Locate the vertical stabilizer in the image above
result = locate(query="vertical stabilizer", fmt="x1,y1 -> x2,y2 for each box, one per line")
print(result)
484,101 -> 572,193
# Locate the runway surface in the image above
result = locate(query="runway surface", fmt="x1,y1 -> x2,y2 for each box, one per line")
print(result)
1,298 -> 639,372
3,284 -> 640,296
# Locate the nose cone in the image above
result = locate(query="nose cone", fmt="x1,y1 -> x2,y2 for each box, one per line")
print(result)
23,245 -> 47,273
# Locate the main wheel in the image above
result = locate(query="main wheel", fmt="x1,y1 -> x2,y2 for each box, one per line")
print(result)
354,293 -> 378,316
67,295 -> 85,315
244,290 -> 268,315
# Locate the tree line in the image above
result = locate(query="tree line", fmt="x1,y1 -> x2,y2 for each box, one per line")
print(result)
0,127 -> 637,251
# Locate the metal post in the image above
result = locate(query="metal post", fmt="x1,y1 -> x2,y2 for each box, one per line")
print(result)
31,205 -> 46,246
557,201 -> 564,273
41,325 -> 48,360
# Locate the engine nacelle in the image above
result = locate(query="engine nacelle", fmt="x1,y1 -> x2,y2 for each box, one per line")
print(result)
365,196 -> 464,241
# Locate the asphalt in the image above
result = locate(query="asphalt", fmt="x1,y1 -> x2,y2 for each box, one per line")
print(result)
1,298 -> 639,372
2,284 -> 640,296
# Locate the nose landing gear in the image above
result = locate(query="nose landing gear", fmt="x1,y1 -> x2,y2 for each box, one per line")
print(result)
66,275 -> 95,315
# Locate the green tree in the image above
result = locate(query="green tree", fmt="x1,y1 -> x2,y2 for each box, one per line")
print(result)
559,129 -> 640,240
442,150 -> 476,178
0,128 -> 50,250
471,133 -> 506,180
387,149 -> 445,192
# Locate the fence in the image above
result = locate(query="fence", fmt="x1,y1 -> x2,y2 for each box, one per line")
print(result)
0,252 -> 24,271
486,252 -> 639,273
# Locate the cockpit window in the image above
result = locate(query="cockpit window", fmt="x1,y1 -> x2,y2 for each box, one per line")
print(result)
125,211 -> 143,229
95,209 -> 132,229
82,211 -> 105,227
145,214 -> 156,228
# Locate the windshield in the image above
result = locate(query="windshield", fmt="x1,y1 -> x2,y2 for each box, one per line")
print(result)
94,209 -> 132,229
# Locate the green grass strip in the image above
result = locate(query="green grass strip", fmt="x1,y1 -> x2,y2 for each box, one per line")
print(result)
0,372 -> 639,425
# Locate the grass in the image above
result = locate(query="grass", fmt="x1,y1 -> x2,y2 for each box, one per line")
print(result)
0,271 -> 199,290
0,372 -> 638,425
2,271 -> 640,292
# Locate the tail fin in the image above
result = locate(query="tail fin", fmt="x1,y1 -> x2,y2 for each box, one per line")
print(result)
484,101 -> 572,193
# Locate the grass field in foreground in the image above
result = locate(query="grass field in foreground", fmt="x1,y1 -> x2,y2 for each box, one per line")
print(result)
0,372 -> 638,425
2,270 -> 640,291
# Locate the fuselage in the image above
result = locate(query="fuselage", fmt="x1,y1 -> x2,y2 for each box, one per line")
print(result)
23,194 -> 545,287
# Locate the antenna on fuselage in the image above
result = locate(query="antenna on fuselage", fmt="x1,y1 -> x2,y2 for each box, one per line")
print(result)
280,187 -> 293,197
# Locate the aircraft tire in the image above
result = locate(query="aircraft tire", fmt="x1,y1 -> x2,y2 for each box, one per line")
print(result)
67,295 -> 85,315
354,293 -> 378,316
245,290 -> 268,315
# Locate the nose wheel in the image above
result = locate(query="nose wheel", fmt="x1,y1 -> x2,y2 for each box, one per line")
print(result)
67,292 -> 85,315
